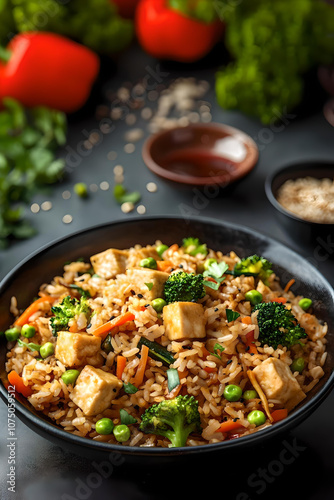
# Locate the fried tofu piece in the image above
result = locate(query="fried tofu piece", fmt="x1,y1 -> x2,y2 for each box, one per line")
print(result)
126,268 -> 169,301
55,331 -> 103,368
91,248 -> 129,279
70,365 -> 123,416
253,358 -> 306,411
163,302 -> 206,341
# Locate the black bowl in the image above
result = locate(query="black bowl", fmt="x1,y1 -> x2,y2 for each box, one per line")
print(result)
265,161 -> 334,245
1,216 -> 333,463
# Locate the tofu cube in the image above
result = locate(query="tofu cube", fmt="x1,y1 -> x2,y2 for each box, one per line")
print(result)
253,358 -> 306,411
55,331 -> 103,368
91,248 -> 129,279
163,302 -> 206,341
126,268 -> 169,301
70,365 -> 123,416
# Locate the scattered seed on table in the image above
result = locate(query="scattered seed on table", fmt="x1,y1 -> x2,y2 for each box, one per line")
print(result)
199,104 -> 211,114
100,181 -> 110,191
41,201 -> 52,211
141,107 -> 153,120
107,151 -> 118,161
125,114 -> 137,126
84,140 -> 93,150
89,184 -> 99,193
114,175 -> 124,184
89,132 -> 101,145
178,116 -> 190,127
133,83 -> 146,97
188,112 -> 200,123
137,205 -> 146,215
100,123 -> 112,134
124,128 -> 144,143
62,214 -> 73,224
146,182 -> 158,193
30,203 -> 40,214
62,191 -> 71,200
148,90 -> 159,102
121,202 -> 135,213
124,143 -> 136,154
117,87 -> 130,102
113,165 -> 124,176
201,112 -> 212,123
111,108 -> 123,120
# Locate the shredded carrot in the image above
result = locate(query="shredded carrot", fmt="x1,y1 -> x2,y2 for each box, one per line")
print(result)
157,260 -> 174,272
7,370 -> 33,397
178,369 -> 189,379
241,316 -> 252,325
91,312 -> 135,340
218,420 -> 244,433
271,409 -> 288,422
245,330 -> 257,354
132,344 -> 149,387
116,356 -> 126,380
204,366 -> 217,373
284,279 -> 295,293
14,296 -> 57,327
271,297 -> 287,304
200,346 -> 211,358
69,323 -> 77,333
166,384 -> 182,399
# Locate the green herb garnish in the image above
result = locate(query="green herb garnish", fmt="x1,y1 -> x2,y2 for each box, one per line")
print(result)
226,309 -> 240,323
203,261 -> 229,290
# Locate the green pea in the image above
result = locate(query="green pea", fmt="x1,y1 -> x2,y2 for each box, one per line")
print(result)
21,324 -> 36,338
39,342 -> 54,358
151,298 -> 167,313
298,298 -> 312,311
203,258 -> 217,271
156,244 -> 169,257
291,357 -> 305,373
96,418 -> 114,435
140,257 -> 157,269
113,424 -> 131,442
5,327 -> 21,342
74,182 -> 88,198
245,290 -> 263,306
61,369 -> 80,385
224,384 -> 242,402
247,410 -> 266,426
242,390 -> 258,400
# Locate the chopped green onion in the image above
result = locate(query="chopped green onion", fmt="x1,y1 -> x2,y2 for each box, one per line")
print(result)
123,382 -> 138,394
119,408 -> 137,425
212,343 -> 225,359
137,337 -> 175,366
17,339 -> 41,352
167,368 -> 180,392
69,284 -> 91,298
226,309 -> 240,322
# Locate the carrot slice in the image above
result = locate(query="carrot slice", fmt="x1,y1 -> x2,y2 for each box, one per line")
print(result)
14,296 -> 57,326
157,260 -> 174,272
271,409 -> 288,422
284,279 -> 295,293
245,330 -> 257,354
271,297 -> 287,304
168,244 -> 179,253
7,371 -> 33,398
218,420 -> 244,433
116,356 -> 126,380
241,316 -> 252,325
132,344 -> 149,387
204,366 -> 217,373
91,312 -> 135,340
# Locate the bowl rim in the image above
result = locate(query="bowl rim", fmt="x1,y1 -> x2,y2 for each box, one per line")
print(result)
1,215 -> 334,456
142,122 -> 259,186
265,160 -> 334,227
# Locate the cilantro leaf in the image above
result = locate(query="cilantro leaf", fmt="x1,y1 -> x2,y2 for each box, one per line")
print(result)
226,309 -> 240,322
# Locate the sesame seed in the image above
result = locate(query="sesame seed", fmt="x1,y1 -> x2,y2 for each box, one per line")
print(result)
41,201 -> 52,211
99,181 -> 109,191
136,205 -> 146,215
146,182 -> 158,193
141,107 -> 153,120
62,191 -> 71,200
113,165 -> 124,176
124,143 -> 136,154
62,214 -> 73,224
89,184 -> 98,193
107,151 -> 117,161
30,203 -> 40,214
121,202 -> 135,213
125,113 -> 137,126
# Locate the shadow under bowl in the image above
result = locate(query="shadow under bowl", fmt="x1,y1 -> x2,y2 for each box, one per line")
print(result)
265,161 -> 334,247
142,123 -> 259,186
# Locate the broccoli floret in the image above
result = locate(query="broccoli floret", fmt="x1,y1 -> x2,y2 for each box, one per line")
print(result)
233,255 -> 273,284
164,271 -> 205,304
139,395 -> 201,448
182,237 -> 208,256
50,295 -> 91,336
254,302 -> 307,349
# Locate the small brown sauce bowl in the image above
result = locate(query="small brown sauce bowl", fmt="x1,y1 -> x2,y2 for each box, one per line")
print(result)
142,123 -> 259,186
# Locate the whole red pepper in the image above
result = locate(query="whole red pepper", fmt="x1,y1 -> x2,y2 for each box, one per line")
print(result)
0,32 -> 100,113
136,0 -> 224,63
112,0 -> 140,18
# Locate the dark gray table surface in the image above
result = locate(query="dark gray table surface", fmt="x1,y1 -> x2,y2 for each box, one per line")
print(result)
0,45 -> 333,500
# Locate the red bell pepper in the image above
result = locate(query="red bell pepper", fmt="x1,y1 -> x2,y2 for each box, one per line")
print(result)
0,32 -> 100,113
136,0 -> 224,63
112,0 -> 140,18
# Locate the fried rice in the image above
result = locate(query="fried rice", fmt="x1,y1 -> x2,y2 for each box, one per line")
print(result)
5,240 -> 328,447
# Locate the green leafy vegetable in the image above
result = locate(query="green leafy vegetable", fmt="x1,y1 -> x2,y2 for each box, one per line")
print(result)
233,255 -> 273,285
212,343 -> 225,359
226,309 -> 240,323
0,98 -> 67,248
120,408 -> 137,425
203,261 -> 229,290
6,0 -> 133,54
215,0 -> 334,123
137,337 -> 175,367
17,339 -> 41,352
123,382 -> 138,394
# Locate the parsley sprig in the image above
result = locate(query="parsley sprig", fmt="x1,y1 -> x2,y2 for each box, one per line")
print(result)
203,261 -> 229,291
